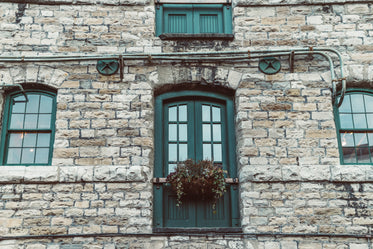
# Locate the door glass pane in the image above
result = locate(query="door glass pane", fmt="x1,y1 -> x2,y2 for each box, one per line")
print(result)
213,144 -> 222,161
169,106 -> 177,122
203,124 -> 211,141
35,148 -> 49,164
25,95 -> 40,113
7,148 -> 21,164
12,101 -> 26,113
37,133 -> 51,147
39,96 -> 53,113
9,133 -> 23,147
168,144 -> 177,162
179,124 -> 187,141
23,133 -> 37,147
24,114 -> 38,129
10,114 -> 24,129
212,106 -> 221,122
179,143 -> 188,162
168,163 -> 177,174
339,95 -> 351,113
202,105 -> 210,122
351,94 -> 365,112
353,114 -> 367,129
38,114 -> 51,129
213,124 -> 221,141
179,105 -> 187,122
169,124 -> 177,141
21,148 -> 35,164
340,114 -> 353,129
203,143 -> 211,160
368,133 -> 373,146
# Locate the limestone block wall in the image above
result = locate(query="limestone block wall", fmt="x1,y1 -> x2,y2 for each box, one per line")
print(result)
0,0 -> 372,248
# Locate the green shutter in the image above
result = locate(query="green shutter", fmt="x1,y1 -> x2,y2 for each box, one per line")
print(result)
155,4 -> 232,36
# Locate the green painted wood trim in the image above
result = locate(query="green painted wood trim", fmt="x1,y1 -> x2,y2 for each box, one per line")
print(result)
0,90 -> 57,166
334,88 -> 373,165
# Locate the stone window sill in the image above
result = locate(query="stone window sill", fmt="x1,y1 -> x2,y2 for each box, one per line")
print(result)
153,227 -> 242,234
159,33 -> 234,41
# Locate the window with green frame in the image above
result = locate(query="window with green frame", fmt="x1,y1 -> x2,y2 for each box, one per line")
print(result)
155,4 -> 233,38
153,90 -> 240,231
335,90 -> 373,164
0,89 -> 57,165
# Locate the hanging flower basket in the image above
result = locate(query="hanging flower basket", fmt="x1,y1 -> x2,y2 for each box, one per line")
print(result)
166,159 -> 226,207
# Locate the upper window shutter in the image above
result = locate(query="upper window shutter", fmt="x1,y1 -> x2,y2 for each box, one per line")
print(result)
163,5 -> 193,34
194,5 -> 223,33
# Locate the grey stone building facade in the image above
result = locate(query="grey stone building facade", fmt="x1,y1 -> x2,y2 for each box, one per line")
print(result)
0,0 -> 372,248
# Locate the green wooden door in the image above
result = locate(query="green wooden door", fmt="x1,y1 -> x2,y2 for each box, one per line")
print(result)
154,91 -> 239,229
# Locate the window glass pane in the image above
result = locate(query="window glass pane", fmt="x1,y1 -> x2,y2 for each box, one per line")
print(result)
356,147 -> 370,163
212,106 -> 221,122
25,95 -> 40,113
7,148 -> 21,164
353,114 -> 367,129
202,105 -> 210,122
368,133 -> 373,146
10,114 -> 24,129
203,143 -> 211,160
179,143 -> 188,162
339,114 -> 353,129
339,95 -> 351,113
168,143 -> 177,162
355,133 -> 368,147
13,95 -> 27,103
9,133 -> 23,147
178,105 -> 187,122
169,106 -> 177,122
341,132 -> 354,147
342,147 -> 356,163
213,144 -> 222,161
213,124 -> 221,141
39,96 -> 53,113
203,124 -> 211,141
169,124 -> 177,141
37,133 -> 51,147
179,124 -> 187,142
24,114 -> 38,129
38,114 -> 51,129
21,148 -> 35,164
351,94 -> 365,113
364,95 -> 373,112
367,114 -> 373,128
35,148 -> 49,164
12,101 -> 26,113
23,133 -> 37,147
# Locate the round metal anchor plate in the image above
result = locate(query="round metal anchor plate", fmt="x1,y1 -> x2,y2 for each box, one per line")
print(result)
96,59 -> 119,76
258,57 -> 281,75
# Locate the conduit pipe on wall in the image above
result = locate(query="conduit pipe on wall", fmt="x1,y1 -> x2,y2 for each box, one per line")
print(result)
0,232 -> 372,241
0,47 -> 346,106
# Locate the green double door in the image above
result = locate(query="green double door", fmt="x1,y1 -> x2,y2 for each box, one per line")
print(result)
154,93 -> 239,229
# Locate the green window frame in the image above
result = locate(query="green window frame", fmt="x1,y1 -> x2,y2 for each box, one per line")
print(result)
335,89 -> 373,164
0,89 -> 57,166
154,90 -> 240,231
155,4 -> 232,37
